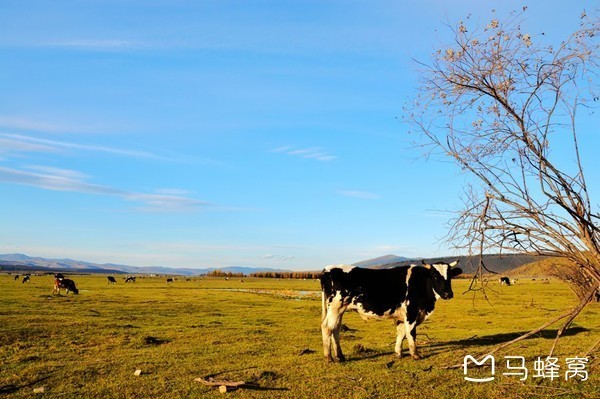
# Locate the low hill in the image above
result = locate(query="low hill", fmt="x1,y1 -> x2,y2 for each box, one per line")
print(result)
507,257 -> 573,278
352,254 -> 412,268
0,260 -> 124,275
370,253 -> 546,274
0,254 -> 292,276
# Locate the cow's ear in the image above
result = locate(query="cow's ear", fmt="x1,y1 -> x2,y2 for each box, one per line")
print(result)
449,268 -> 463,277
449,260 -> 459,268
421,260 -> 431,269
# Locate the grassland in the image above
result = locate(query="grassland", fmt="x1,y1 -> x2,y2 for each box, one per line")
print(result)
1,274 -> 598,398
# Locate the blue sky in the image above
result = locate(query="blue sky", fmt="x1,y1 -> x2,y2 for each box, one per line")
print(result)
1,1 -> 598,270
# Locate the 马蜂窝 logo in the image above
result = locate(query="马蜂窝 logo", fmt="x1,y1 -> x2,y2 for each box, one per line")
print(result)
463,355 -> 589,382
463,354 -> 495,382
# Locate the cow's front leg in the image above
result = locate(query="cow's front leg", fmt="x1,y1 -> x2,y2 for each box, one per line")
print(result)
321,294 -> 346,362
321,316 -> 333,362
331,315 -> 345,362
394,320 -> 406,357
404,320 -> 421,360
321,318 -> 345,361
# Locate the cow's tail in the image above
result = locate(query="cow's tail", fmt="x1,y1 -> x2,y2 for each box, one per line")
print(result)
320,271 -> 329,322
321,290 -> 327,321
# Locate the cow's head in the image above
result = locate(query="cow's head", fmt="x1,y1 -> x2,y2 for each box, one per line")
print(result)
422,260 -> 462,300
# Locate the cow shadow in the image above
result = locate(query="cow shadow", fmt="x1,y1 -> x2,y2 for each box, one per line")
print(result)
323,327 -> 591,363
200,369 -> 289,392
0,375 -> 52,395
343,350 -> 397,363
236,384 -> 289,392
424,326 -> 590,355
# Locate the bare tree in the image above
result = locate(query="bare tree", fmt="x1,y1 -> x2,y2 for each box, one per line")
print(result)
406,9 -> 600,354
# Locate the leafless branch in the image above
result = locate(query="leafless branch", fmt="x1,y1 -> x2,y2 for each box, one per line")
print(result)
407,8 -> 600,351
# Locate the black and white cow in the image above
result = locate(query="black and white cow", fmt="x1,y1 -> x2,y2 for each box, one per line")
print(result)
107,276 -> 117,284
125,276 -> 136,283
499,276 -> 511,286
52,273 -> 64,294
53,278 -> 79,294
320,260 -> 461,362
22,274 -> 30,283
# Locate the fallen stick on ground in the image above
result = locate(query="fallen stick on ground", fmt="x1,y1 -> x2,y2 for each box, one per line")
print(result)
194,377 -> 246,387
194,377 -> 251,393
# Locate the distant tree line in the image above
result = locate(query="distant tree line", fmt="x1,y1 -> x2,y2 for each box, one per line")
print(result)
250,271 -> 320,279
204,270 -> 245,278
203,269 -> 321,279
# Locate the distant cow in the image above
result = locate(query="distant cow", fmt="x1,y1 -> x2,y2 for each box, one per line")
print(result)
499,276 -> 511,286
53,273 -> 65,292
166,278 -> 173,283
22,275 -> 30,283
53,277 -> 79,294
107,276 -> 117,284
125,276 -> 136,283
320,260 -> 462,361
14,274 -> 19,281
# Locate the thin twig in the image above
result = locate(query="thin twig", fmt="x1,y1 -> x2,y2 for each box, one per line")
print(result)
582,337 -> 600,358
443,287 -> 596,369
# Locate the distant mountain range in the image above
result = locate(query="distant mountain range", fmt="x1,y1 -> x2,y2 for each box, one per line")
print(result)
0,254 -> 292,276
0,252 -> 545,276
355,253 -> 545,274
352,254 -> 414,268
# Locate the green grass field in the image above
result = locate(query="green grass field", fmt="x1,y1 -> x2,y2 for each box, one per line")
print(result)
1,274 -> 598,398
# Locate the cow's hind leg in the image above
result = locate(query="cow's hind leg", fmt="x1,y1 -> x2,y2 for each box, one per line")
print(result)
394,320 -> 406,357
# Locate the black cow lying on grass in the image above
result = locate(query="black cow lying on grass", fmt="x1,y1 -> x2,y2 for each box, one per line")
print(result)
320,260 -> 462,362
52,274 -> 79,295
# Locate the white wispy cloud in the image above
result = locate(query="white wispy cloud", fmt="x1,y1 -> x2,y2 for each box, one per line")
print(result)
0,115 -> 86,133
43,39 -> 139,50
0,136 -> 59,154
0,133 -> 159,159
272,145 -> 337,162
126,193 -> 209,213
262,254 -> 295,262
337,190 -> 381,200
0,165 -> 209,212
0,132 -> 224,166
